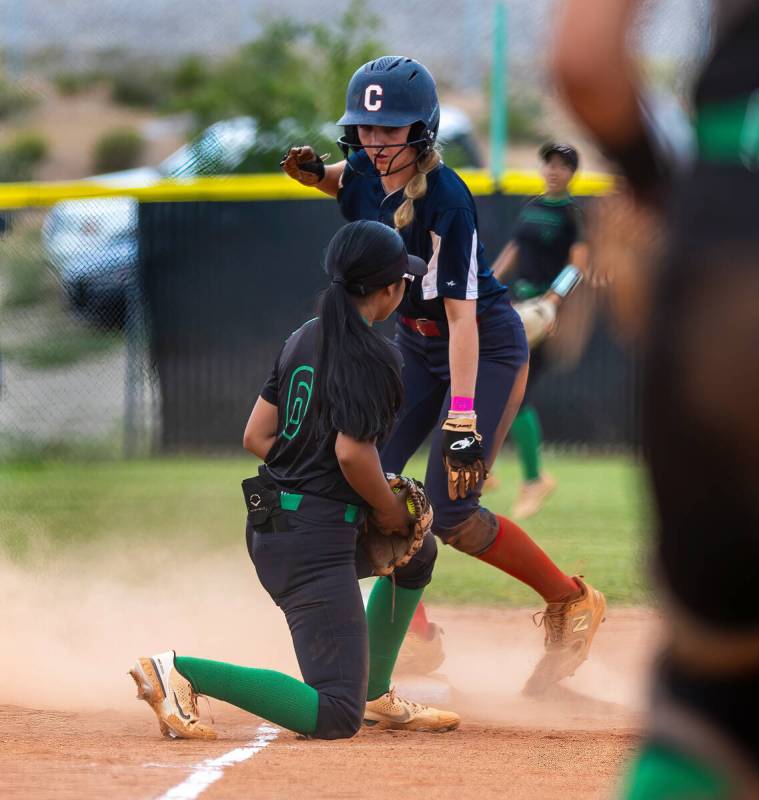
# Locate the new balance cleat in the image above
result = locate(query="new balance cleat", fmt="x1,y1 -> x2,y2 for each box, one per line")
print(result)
364,688 -> 460,732
129,650 -> 217,740
523,576 -> 606,696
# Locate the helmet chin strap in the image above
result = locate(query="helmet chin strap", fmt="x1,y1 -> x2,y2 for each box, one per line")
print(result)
374,143 -> 424,178
338,137 -> 430,178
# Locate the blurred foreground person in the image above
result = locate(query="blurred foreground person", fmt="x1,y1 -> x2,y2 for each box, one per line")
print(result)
555,1 -> 759,797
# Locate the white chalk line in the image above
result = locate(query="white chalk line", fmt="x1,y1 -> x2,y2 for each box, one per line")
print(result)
154,724 -> 280,800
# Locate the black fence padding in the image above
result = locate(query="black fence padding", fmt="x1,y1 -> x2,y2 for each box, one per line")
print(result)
139,195 -> 638,452
530,323 -> 639,447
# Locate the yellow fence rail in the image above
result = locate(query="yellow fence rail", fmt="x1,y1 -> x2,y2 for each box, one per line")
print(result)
0,169 -> 614,210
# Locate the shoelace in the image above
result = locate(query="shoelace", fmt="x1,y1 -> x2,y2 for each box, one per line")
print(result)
194,691 -> 215,725
532,581 -> 585,646
183,684 -> 215,726
388,687 -> 425,714
532,605 -> 569,645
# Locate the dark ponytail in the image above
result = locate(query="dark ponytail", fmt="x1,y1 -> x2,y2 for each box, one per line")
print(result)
314,222 -> 405,441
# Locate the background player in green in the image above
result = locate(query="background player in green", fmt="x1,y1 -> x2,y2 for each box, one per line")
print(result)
492,143 -> 589,519
129,220 -> 459,740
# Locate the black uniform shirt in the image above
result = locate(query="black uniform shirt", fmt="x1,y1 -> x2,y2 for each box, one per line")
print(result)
511,195 -> 583,298
260,318 -> 399,506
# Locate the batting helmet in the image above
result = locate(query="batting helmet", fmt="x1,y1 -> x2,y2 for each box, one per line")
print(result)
337,56 -> 440,159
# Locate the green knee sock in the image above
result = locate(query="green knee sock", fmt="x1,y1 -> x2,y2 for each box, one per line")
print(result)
511,405 -> 542,482
175,656 -> 319,735
365,578 -> 424,701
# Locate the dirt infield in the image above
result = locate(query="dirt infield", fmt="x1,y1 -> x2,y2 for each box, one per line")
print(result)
1,599 -> 659,800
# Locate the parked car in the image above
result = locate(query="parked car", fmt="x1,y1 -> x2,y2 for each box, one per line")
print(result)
43,108 -> 481,325
42,197 -> 138,326
437,105 -> 483,169
42,117 -> 257,325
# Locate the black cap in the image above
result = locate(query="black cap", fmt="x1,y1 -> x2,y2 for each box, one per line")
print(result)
345,249 -> 426,294
402,253 -> 428,278
539,142 -> 579,171
326,220 -> 428,296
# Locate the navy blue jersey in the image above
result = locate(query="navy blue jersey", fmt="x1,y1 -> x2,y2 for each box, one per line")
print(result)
338,150 -> 507,321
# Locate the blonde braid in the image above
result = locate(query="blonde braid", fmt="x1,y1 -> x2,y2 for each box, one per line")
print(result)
393,149 -> 441,230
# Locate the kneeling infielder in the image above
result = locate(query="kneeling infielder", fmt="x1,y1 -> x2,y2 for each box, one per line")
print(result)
129,221 -> 459,739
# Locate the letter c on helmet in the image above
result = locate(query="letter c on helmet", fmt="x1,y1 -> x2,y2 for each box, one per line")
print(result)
364,84 -> 383,111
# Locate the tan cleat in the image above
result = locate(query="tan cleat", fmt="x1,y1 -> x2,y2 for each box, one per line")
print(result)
129,650 -> 217,740
512,473 -> 557,520
395,622 -> 446,676
523,577 -> 606,697
364,688 -> 460,732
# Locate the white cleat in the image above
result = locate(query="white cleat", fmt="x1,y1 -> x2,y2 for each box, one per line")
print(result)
129,650 -> 217,740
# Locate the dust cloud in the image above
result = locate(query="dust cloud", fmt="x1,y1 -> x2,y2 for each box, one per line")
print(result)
434,605 -> 659,730
0,541 -> 299,712
1,543 -> 659,732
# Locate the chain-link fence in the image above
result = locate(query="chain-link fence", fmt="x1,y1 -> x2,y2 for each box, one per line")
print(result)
2,182 -> 640,460
0,204 -> 156,459
0,0 -> 711,85
0,0 -> 711,178
0,0 -> 711,461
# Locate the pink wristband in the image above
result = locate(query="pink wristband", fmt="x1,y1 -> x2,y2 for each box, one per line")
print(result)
451,396 -> 474,413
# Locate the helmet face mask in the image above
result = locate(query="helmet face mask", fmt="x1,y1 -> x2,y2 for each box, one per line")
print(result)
337,56 -> 439,177
337,122 -> 434,177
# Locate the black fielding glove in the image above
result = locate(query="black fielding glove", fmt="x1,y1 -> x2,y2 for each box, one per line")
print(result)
441,414 -> 487,500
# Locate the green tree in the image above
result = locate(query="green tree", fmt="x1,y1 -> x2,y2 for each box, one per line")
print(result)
179,20 -> 317,131
0,72 -> 37,120
92,128 -> 145,172
311,0 -> 384,122
0,132 -> 48,181
171,54 -> 212,97
173,0 -> 384,134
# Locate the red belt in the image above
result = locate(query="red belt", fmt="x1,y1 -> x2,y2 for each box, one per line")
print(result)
400,315 -> 482,337
400,316 -> 444,337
